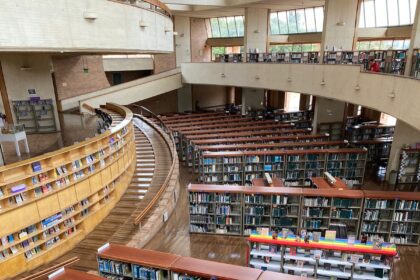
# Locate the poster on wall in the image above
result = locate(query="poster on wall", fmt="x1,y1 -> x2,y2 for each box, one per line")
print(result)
28,89 -> 40,102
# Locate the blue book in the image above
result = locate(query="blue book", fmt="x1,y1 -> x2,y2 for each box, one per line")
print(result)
31,162 -> 42,172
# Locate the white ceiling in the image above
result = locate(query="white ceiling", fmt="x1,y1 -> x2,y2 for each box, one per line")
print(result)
161,0 -> 325,17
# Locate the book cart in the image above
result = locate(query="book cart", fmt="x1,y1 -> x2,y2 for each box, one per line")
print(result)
247,233 -> 397,279
97,243 -> 306,280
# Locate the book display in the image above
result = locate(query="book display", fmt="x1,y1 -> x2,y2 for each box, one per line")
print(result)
97,243 -> 292,280
12,99 -> 57,133
200,148 -> 367,186
189,184 -> 420,244
411,49 -> 420,79
248,232 -> 397,279
0,104 -> 136,278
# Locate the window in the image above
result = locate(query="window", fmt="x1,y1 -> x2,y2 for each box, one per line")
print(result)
269,43 -> 321,52
380,113 -> 397,125
285,92 -> 301,112
208,16 -> 245,38
359,0 -> 417,28
356,39 -> 411,50
270,7 -> 324,35
211,46 -> 243,60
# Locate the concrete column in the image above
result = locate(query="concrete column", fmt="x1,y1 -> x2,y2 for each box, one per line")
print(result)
312,97 -> 346,133
242,88 -> 265,114
321,0 -> 359,54
386,120 -> 420,180
190,18 -> 211,62
174,16 -> 191,67
405,0 -> 420,76
177,84 -> 192,113
244,8 -> 269,52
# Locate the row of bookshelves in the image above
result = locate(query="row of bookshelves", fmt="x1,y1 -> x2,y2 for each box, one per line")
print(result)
0,127 -> 132,212
97,243 -> 288,280
199,149 -> 367,186
397,147 -> 420,187
188,184 -> 420,245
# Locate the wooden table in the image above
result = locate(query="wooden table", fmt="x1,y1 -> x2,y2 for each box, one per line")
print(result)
252,178 -> 284,187
311,177 -> 349,190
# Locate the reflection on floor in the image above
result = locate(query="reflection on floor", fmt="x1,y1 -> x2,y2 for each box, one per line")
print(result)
2,113 -> 98,164
145,166 -> 420,280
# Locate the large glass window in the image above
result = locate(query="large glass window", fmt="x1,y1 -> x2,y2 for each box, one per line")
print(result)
359,0 -> 417,28
208,16 -> 245,38
269,43 -> 321,52
356,39 -> 411,50
270,7 -> 324,35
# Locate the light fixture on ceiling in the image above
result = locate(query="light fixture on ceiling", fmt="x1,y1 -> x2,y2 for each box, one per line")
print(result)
287,77 -> 292,82
336,21 -> 346,26
355,84 -> 360,91
253,29 -> 260,34
20,65 -> 32,71
320,79 -> 326,86
388,91 -> 396,99
173,31 -> 179,36
221,73 -> 226,78
164,27 -> 172,33
255,75 -> 260,80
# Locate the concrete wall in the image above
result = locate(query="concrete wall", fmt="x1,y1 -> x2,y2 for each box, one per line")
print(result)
0,0 -> 173,53
181,63 -> 420,131
75,69 -> 182,112
192,85 -> 228,109
313,97 -> 346,132
52,55 -> 110,102
134,91 -> 178,114
177,84 -> 192,113
0,54 -> 60,129
242,88 -> 265,110
244,8 -> 268,52
190,18 -> 211,62
174,16 -> 191,67
105,70 -> 151,86
322,0 -> 359,51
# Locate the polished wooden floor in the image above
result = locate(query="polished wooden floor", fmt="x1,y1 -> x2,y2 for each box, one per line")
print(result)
145,166 -> 420,280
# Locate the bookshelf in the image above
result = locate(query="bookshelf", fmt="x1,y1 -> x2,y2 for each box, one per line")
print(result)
97,243 -> 291,280
396,147 -> 420,189
12,99 -> 57,133
351,139 -> 392,164
363,191 -> 420,246
189,184 -> 420,244
200,148 -> 367,186
0,104 -> 135,278
345,124 -> 394,142
318,122 -> 343,140
248,232 -> 396,279
246,52 -> 319,64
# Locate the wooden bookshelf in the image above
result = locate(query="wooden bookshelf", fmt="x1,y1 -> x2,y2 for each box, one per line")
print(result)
97,243 -> 300,280
318,122 -> 343,140
345,124 -> 395,142
396,147 -> 420,190
248,233 -> 396,279
200,148 -> 367,186
191,140 -> 347,172
362,191 -> 420,245
0,103 -> 136,279
189,184 -> 420,244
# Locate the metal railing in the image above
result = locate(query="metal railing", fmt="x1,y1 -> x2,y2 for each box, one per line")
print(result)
130,105 -> 177,226
111,0 -> 172,18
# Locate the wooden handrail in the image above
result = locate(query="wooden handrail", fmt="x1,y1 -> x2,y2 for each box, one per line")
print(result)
20,257 -> 80,280
131,105 -> 177,226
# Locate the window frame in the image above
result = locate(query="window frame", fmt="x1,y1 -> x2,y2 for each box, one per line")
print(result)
359,0 -> 417,28
208,16 -> 245,38
269,6 -> 324,35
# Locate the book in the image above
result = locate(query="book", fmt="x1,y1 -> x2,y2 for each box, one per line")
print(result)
374,268 -> 384,278
31,162 -> 42,172
313,231 -> 321,242
325,230 -> 336,241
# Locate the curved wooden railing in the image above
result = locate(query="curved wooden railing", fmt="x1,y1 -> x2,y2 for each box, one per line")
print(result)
20,257 -> 80,280
111,0 -> 172,18
131,105 -> 177,226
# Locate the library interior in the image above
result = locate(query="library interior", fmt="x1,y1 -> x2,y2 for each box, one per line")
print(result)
0,0 -> 420,279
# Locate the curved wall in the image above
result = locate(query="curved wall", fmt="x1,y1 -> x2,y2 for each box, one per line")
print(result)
181,63 -> 420,131
0,0 -> 173,53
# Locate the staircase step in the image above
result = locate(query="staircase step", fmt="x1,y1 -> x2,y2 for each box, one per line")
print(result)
133,178 -> 152,182
136,163 -> 155,167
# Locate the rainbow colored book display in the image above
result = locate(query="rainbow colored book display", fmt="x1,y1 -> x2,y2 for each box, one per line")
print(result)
249,233 -> 397,256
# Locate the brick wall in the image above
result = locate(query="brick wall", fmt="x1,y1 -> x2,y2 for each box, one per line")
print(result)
190,18 -> 211,62
153,53 -> 176,74
52,55 -> 110,101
